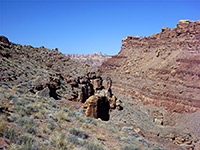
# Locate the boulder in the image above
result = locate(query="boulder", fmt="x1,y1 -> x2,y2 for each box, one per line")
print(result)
37,87 -> 50,97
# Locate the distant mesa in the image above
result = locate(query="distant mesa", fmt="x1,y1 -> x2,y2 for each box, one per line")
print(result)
66,52 -> 111,67
66,52 -> 109,58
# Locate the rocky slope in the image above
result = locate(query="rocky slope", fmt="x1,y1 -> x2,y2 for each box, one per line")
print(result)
66,53 -> 111,67
101,20 -> 200,149
0,36 -> 160,150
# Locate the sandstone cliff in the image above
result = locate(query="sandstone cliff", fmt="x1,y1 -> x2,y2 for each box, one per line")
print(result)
101,20 -> 200,113
101,20 -> 200,150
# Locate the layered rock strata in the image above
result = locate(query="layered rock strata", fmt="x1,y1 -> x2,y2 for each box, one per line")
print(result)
101,20 -> 200,113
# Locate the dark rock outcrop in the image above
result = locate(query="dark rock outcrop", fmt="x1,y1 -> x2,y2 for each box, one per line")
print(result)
0,36 -> 10,45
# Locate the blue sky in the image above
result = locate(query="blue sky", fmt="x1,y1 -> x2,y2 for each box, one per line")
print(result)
0,0 -> 199,55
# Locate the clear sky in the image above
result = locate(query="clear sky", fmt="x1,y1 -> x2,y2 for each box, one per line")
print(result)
0,0 -> 199,55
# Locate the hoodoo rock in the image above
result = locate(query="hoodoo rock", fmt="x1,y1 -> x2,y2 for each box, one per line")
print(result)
80,72 -> 122,120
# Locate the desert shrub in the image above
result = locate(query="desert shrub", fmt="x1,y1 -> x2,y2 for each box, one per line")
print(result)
56,112 -> 67,121
75,116 -> 85,122
68,111 -> 77,117
151,145 -> 162,150
85,141 -> 104,150
33,112 -> 44,119
15,116 -> 37,134
0,121 -> 21,143
9,142 -> 41,150
69,128 -> 88,139
50,133 -> 67,149
85,117 -> 98,126
47,123 -> 57,131
17,135 -> 41,150
121,144 -> 141,150
121,126 -> 133,131
18,135 -> 34,145
67,134 -> 84,146
63,108 -> 69,112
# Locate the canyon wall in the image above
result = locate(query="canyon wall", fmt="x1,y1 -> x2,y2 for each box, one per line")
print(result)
101,20 -> 200,113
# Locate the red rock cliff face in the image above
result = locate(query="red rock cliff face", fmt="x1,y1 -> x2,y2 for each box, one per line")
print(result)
101,20 -> 200,113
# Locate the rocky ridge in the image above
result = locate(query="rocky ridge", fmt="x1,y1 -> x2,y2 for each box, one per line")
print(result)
101,20 -> 200,149
0,36 -> 122,120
